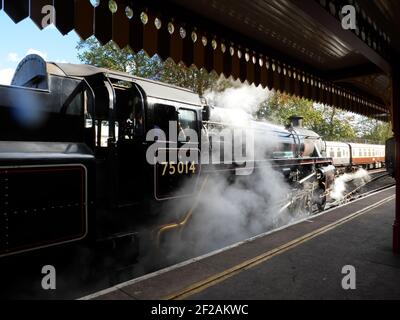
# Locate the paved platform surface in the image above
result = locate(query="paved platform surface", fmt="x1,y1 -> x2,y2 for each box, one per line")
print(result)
82,186 -> 400,300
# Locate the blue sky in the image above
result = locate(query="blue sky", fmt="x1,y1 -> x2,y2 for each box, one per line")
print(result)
0,10 -> 81,85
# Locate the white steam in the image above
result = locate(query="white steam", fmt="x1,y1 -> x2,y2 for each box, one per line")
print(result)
174,166 -> 297,256
330,168 -> 371,200
156,84 -> 311,262
204,84 -> 270,126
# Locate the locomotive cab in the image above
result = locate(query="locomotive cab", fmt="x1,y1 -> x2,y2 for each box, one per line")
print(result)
0,54 -> 204,258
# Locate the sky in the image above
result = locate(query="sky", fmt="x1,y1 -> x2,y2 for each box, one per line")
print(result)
0,10 -> 81,85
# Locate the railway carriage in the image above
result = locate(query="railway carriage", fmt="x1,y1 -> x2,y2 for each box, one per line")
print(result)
349,143 -> 385,169
325,141 -> 351,168
325,141 -> 385,170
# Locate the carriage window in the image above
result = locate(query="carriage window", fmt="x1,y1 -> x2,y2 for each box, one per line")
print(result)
178,109 -> 197,142
337,148 -> 341,157
330,149 -> 335,157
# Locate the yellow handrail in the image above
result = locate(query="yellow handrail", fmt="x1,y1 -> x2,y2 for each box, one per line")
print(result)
155,175 -> 209,247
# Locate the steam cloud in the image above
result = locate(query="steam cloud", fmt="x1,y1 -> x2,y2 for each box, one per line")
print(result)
153,84 -> 312,263
330,168 -> 371,201
205,84 -> 270,125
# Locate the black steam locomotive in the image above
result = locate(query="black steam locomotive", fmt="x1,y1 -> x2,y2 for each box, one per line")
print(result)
0,55 -> 335,261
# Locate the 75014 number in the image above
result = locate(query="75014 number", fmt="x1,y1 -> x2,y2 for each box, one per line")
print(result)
161,162 -> 197,176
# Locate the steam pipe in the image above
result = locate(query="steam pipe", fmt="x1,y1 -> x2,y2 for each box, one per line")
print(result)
298,172 -> 316,185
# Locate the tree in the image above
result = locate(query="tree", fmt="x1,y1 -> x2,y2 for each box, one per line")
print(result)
77,37 -> 164,79
159,59 -> 219,95
360,120 -> 392,143
256,92 -> 357,141
76,38 -> 218,95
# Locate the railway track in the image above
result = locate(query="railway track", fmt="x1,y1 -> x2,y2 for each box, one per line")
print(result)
276,169 -> 392,215
325,170 -> 395,210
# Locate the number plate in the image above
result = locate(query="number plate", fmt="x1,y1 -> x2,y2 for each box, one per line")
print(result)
154,148 -> 200,200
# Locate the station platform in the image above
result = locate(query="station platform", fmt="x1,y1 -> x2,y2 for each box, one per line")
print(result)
82,186 -> 400,300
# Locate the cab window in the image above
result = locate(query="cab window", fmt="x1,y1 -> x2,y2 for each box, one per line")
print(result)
154,104 -> 177,141
115,86 -> 145,141
178,109 -> 197,142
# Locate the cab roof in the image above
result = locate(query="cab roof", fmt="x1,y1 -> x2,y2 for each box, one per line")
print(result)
11,54 -> 203,108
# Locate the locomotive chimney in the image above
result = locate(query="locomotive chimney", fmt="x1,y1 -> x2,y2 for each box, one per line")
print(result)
289,115 -> 303,128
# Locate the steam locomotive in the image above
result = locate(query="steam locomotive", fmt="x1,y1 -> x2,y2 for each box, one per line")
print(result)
0,55 -> 381,261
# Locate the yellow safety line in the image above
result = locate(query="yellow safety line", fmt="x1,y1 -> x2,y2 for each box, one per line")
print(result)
164,194 -> 395,300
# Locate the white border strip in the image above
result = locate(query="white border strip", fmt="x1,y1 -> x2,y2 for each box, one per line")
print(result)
80,185 -> 395,300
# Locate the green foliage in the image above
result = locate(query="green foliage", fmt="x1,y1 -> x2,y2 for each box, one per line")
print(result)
76,38 -> 391,143
160,59 -> 219,95
360,120 -> 393,143
77,38 -> 164,79
76,38 -> 218,95
256,92 -> 358,141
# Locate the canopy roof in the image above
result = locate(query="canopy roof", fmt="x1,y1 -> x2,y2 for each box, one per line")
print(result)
2,0 -> 399,121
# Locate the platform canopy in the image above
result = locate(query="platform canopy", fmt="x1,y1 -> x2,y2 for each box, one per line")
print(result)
1,0 -> 400,121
